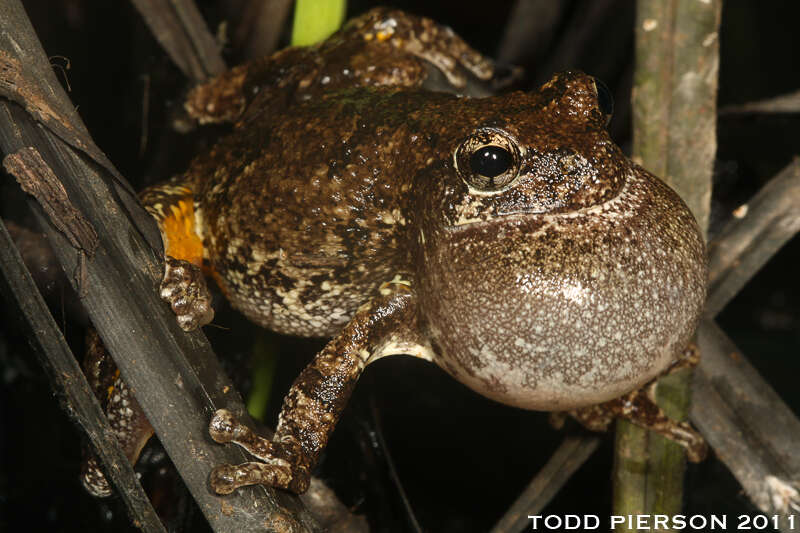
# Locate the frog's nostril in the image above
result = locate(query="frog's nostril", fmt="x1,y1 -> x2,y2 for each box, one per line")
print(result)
470,145 -> 512,179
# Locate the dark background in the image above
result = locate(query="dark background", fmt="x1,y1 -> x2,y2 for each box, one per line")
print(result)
2,1 -> 799,531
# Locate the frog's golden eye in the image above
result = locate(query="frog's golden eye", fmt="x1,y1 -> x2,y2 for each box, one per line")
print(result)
455,128 -> 521,192
592,77 -> 614,125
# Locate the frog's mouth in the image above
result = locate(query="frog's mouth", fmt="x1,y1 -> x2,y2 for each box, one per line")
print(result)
444,204 -> 611,231
446,209 -> 544,230
444,171 -> 636,231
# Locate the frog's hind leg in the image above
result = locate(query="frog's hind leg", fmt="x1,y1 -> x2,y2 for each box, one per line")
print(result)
139,176 -> 213,331
80,329 -> 154,497
207,279 -> 422,494
555,345 -> 707,462
183,8 -> 498,127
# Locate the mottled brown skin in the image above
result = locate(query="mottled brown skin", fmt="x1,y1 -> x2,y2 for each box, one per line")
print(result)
82,8 -> 707,496
81,329 -> 153,497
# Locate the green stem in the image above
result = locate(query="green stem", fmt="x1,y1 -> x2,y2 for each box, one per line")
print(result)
291,0 -> 347,46
613,0 -> 721,528
246,330 -> 279,421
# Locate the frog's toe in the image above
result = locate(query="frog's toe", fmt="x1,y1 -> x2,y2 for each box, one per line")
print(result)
208,464 -> 243,494
675,422 -> 709,463
209,462 -> 297,494
209,409 -> 244,443
160,257 -> 214,331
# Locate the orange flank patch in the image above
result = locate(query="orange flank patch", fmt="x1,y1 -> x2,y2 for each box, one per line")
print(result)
160,199 -> 204,266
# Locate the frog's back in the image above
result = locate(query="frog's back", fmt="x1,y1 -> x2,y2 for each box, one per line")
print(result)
188,90 -> 431,336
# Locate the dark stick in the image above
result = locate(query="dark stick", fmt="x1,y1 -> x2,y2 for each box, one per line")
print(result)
692,321 -> 800,532
705,158 -> 800,317
496,0 -> 566,67
0,0 -> 126,188
0,99 -> 320,533
130,0 -> 226,82
0,218 -> 167,533
0,0 -> 319,528
225,0 -> 295,59
489,435 -> 601,533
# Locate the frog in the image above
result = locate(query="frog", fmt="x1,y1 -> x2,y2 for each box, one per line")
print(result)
81,7 -> 707,498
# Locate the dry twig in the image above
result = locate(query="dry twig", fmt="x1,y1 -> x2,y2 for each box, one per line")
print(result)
0,0 -> 320,530
129,0 -> 226,82
706,158 -> 800,317
490,435 -> 601,533
0,218 -> 166,533
692,321 -> 800,532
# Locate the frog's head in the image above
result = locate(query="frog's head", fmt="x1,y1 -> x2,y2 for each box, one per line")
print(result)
413,71 -> 706,411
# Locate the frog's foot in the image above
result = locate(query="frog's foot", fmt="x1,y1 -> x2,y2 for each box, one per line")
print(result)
565,384 -> 708,462
185,66 -> 248,124
160,257 -> 214,331
208,409 -> 310,494
670,342 -> 701,372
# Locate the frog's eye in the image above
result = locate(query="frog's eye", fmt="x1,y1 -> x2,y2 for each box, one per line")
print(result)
592,77 -> 614,124
470,146 -> 512,178
455,128 -> 521,192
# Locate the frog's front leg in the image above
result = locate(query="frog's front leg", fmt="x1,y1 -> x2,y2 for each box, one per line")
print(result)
208,279 -> 418,494
553,345 -> 707,462
139,177 -> 214,331
80,178 -> 213,495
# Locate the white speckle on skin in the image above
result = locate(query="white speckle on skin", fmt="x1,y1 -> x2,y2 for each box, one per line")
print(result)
561,281 -> 588,304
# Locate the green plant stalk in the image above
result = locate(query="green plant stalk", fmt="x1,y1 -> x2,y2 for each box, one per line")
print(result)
246,330 -> 279,421
291,0 -> 347,46
613,0 -> 720,529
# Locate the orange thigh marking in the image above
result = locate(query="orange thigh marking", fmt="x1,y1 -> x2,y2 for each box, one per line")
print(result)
160,199 -> 204,266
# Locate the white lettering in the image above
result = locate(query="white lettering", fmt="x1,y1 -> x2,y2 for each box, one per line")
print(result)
689,515 -> 707,529
544,515 -> 562,529
534,514 -> 730,531
653,515 -> 669,529
710,515 -> 726,529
